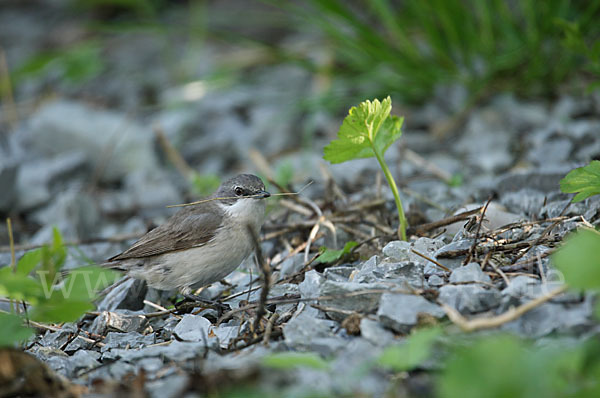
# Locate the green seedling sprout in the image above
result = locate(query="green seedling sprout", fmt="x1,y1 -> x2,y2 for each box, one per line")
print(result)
323,96 -> 408,240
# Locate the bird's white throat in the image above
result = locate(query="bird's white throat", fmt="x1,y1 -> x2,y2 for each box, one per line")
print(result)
221,198 -> 266,226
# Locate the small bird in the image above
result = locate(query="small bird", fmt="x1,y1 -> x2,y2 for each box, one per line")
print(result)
105,174 -> 270,294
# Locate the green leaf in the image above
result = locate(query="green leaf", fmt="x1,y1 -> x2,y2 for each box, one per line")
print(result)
0,267 -> 44,302
262,352 -> 329,370
373,115 -> 403,156
54,266 -> 121,301
560,160 -> 600,202
0,313 -> 34,347
438,334 -> 588,398
378,327 -> 442,371
15,249 -> 43,276
323,96 -> 398,164
552,228 -> 600,289
30,298 -> 94,323
316,241 -> 358,264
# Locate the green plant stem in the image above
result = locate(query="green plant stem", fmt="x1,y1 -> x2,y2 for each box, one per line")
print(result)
373,151 -> 407,240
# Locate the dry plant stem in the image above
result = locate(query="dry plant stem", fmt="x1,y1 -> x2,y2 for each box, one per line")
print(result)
412,206 -> 482,235
441,285 -> 568,332
154,125 -> 195,178
464,197 -> 492,265
374,150 -> 407,240
262,313 -> 279,345
247,224 -> 270,335
410,249 -> 450,272
0,309 -> 106,347
403,148 -> 453,183
0,49 -> 18,127
217,287 -> 413,324
511,201 -> 571,264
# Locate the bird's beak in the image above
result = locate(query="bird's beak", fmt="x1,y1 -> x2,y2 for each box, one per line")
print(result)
256,190 -> 271,199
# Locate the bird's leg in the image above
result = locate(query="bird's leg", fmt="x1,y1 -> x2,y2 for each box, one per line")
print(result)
175,291 -> 230,316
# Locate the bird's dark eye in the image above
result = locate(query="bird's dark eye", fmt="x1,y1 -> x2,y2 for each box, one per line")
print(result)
234,187 -> 244,196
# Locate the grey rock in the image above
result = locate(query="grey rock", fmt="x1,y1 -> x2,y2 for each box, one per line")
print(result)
90,310 -> 150,335
16,151 -> 89,210
500,189 -> 548,216
449,263 -> 491,284
438,285 -> 501,314
124,169 -> 181,210
327,339 -> 387,397
0,159 -> 18,211
428,275 -> 444,287
38,323 -> 78,348
97,277 -> 147,311
106,340 -> 208,363
146,374 -> 189,398
137,357 -> 164,373
502,297 -> 595,338
31,189 -> 100,240
383,241 -> 411,262
529,138 -> 573,166
172,314 -> 211,342
435,239 -> 472,258
384,238 -> 445,266
319,281 -> 387,321
211,325 -> 239,349
24,100 -> 158,182
279,253 -> 305,279
283,310 -> 343,356
494,167 -> 572,194
383,262 -> 426,289
101,331 -> 155,351
457,111 -> 513,172
501,276 -> 540,299
299,270 -> 324,299
323,266 -> 355,282
377,293 -> 445,333
67,350 -> 100,377
354,255 -> 380,282
359,318 -> 395,346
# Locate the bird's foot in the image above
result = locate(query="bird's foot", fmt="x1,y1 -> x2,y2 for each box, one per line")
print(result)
175,294 -> 230,316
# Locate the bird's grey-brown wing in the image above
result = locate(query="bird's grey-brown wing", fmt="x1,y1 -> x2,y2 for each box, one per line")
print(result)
107,204 -> 223,261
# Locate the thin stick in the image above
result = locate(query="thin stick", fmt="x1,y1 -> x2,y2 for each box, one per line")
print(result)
410,249 -> 450,272
412,206 -> 482,235
247,224 -> 270,335
464,197 -> 493,265
441,285 -> 567,332
511,200 -> 571,264
166,181 -> 314,208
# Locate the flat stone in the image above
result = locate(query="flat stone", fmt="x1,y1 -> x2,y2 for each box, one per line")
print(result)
15,151 -> 89,210
97,278 -> 147,311
438,285 -> 501,314
283,310 -> 343,356
90,310 -> 150,335
172,314 -> 211,342
449,263 -> 491,284
377,293 -> 445,333
24,100 -> 158,182
319,281 -> 387,322
428,275 -> 444,287
359,318 -> 395,346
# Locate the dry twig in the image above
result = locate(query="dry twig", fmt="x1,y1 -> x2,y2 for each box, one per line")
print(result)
440,285 -> 567,332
